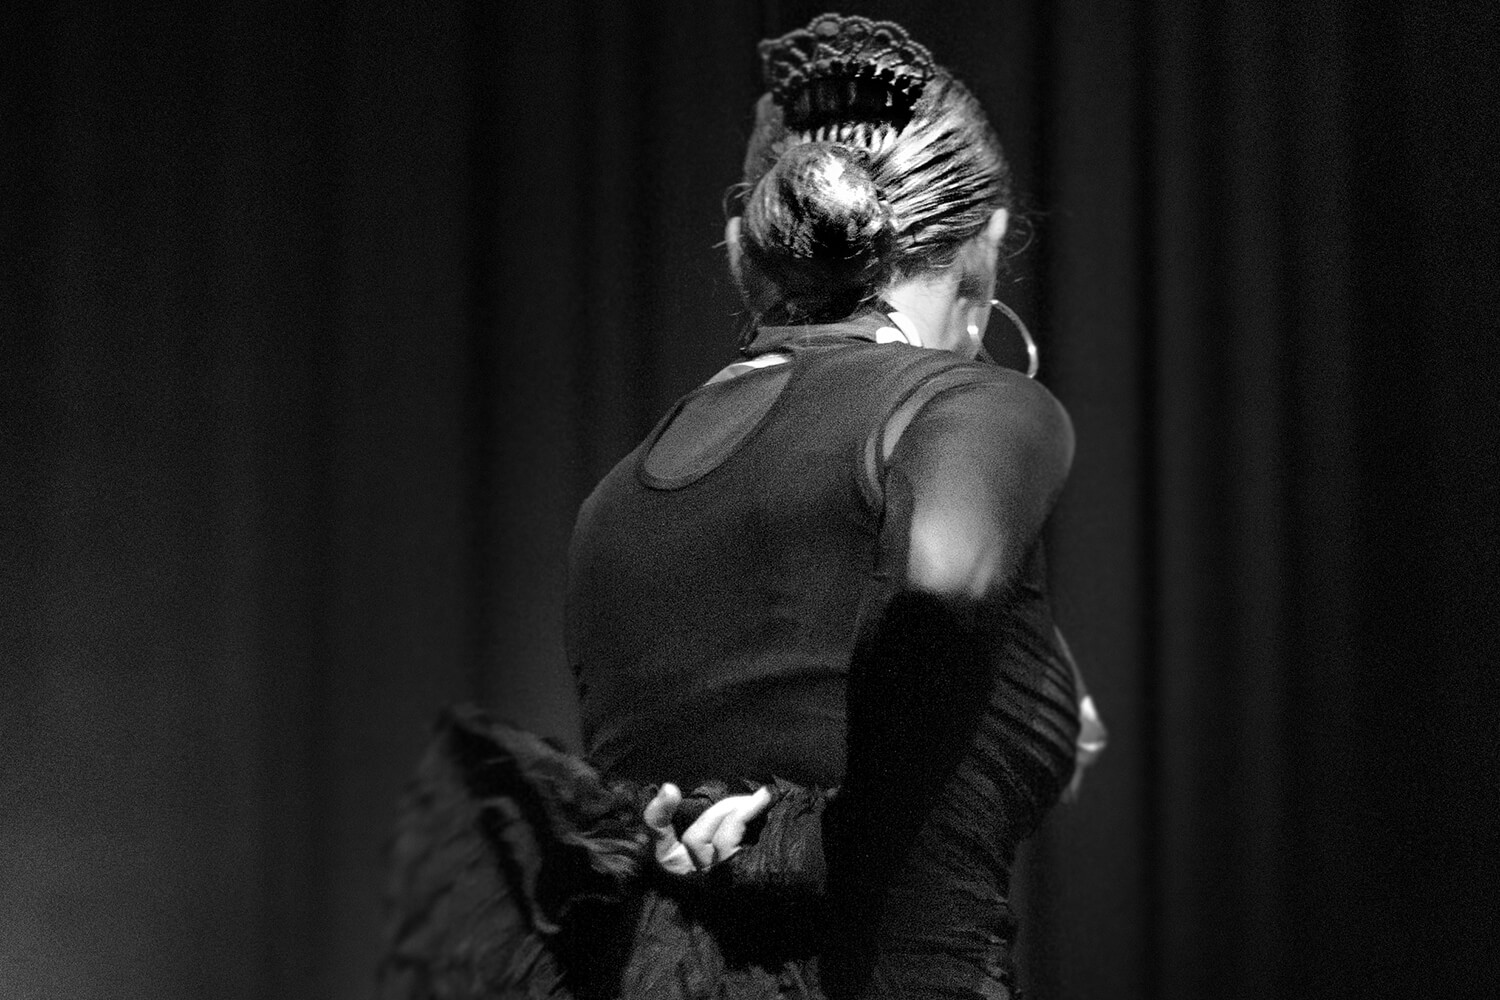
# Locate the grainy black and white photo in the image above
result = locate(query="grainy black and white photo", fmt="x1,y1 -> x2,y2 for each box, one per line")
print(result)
2,2 -> 1495,998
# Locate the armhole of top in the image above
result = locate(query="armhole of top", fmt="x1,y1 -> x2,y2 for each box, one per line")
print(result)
640,362 -> 797,489
860,366 -> 986,509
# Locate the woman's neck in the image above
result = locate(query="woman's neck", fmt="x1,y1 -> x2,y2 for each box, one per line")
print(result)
881,272 -> 973,356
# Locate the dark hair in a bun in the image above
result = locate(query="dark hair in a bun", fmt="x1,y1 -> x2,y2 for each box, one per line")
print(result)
734,16 -> 1016,328
740,142 -> 896,325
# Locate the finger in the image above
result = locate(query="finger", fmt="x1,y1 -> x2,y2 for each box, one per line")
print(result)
682,804 -> 730,869
643,784 -> 697,875
642,783 -> 682,834
1061,764 -> 1083,805
709,787 -> 773,860
744,785 -> 773,819
682,787 -> 771,845
655,839 -> 697,875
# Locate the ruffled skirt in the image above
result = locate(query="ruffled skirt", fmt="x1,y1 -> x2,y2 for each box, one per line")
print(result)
376,705 -> 1019,1000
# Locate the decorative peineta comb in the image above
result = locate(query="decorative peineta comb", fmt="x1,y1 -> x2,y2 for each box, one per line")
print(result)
758,14 -> 936,118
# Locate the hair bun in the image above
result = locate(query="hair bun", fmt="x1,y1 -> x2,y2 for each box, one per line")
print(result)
740,142 -> 896,321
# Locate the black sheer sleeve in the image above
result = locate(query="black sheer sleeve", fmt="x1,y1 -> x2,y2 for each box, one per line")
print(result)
880,365 -> 1074,601
823,367 -> 1075,995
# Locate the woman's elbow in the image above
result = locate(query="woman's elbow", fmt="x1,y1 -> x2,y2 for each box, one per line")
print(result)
906,516 -> 1005,600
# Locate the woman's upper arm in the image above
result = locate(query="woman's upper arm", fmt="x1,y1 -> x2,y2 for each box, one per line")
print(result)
882,369 -> 1074,599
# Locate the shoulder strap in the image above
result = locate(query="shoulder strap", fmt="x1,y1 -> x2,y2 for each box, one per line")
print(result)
849,352 -> 990,508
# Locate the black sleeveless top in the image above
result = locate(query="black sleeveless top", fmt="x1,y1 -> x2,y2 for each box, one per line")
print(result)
565,311 -> 1080,995
378,312 -> 1090,999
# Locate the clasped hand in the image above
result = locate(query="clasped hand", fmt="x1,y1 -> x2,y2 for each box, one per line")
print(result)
642,783 -> 773,875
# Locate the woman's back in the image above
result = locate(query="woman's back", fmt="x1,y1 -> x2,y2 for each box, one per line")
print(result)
570,316 -> 961,791
567,311 -> 1081,995
383,311 -> 1084,1000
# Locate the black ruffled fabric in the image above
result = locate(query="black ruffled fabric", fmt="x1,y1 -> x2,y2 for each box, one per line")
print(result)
377,704 -> 840,1000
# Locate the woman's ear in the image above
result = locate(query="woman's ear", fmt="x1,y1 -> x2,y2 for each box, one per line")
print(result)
955,208 -> 1012,302
725,216 -> 746,292
983,207 -> 1010,249
957,207 -> 1011,300
725,215 -> 777,311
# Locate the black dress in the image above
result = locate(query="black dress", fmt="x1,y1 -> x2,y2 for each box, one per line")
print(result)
379,311 -> 1086,1000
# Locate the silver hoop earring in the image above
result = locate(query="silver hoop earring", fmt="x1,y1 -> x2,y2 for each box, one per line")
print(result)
990,298 -> 1039,378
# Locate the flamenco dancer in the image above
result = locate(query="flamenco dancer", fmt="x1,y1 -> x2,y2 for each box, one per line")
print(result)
380,13 -> 1106,1000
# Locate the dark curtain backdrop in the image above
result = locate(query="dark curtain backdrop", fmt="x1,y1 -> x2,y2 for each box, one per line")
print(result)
2,1 -> 1495,998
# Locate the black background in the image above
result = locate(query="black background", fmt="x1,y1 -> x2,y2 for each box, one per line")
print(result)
2,1 -> 1496,997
